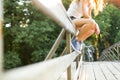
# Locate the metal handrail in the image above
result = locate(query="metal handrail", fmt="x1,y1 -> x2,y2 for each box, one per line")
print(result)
99,41 -> 120,61
2,0 -> 85,80
45,29 -> 65,60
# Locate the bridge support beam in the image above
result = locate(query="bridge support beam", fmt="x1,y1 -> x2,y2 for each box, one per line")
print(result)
66,31 -> 72,80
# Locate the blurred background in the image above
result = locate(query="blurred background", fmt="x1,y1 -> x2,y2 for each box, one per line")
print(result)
3,0 -> 120,70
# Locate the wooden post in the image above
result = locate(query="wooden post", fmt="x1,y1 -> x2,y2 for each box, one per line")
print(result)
45,29 -> 65,60
66,31 -> 71,80
60,47 -> 67,56
94,35 -> 99,60
0,0 -> 3,79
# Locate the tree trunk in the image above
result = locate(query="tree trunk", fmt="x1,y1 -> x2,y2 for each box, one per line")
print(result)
94,35 -> 99,60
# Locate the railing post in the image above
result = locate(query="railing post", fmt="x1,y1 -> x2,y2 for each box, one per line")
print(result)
45,29 -> 65,60
66,31 -> 71,80
0,0 -> 3,79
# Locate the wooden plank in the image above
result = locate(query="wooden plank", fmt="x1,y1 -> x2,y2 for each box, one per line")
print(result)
78,62 -> 120,80
79,62 -> 120,80
85,62 -> 95,80
78,61 -> 83,80
73,55 -> 83,80
92,62 -> 106,80
66,31 -> 72,80
112,62 -> 120,73
99,62 -> 117,80
105,62 -> 120,80
58,62 -> 77,80
79,62 -> 86,80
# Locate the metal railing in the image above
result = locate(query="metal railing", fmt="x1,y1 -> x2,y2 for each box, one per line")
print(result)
31,0 -> 76,35
99,41 -> 120,61
3,30 -> 84,80
2,0 -> 85,80
44,29 -> 84,80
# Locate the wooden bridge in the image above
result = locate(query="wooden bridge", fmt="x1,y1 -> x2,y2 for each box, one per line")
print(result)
59,61 -> 120,80
80,62 -> 120,80
0,0 -> 120,80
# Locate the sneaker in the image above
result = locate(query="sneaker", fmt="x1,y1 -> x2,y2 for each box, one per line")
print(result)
71,39 -> 83,53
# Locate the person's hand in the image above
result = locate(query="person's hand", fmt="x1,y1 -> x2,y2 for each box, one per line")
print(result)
95,23 -> 100,35
89,19 -> 100,35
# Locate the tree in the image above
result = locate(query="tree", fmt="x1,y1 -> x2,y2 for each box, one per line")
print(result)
4,0 -> 61,69
4,0 -> 120,69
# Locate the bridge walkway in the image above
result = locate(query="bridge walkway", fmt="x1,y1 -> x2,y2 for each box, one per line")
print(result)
79,61 -> 120,80
59,61 -> 120,80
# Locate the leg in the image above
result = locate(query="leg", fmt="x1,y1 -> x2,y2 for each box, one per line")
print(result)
73,18 -> 100,42
76,23 -> 95,41
71,18 -> 100,53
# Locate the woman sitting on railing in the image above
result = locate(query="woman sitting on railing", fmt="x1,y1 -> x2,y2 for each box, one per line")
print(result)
67,0 -> 106,53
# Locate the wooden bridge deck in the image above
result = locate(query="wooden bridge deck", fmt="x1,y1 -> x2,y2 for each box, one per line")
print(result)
79,61 -> 120,80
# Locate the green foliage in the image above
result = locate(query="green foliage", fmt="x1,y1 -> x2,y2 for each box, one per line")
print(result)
115,31 -> 120,42
62,0 -> 72,9
92,4 -> 120,51
4,51 -> 22,69
84,4 -> 120,58
31,50 -> 48,62
99,4 -> 120,44
4,0 -> 61,69
13,20 -> 56,49
3,0 -> 120,68
94,5 -> 111,38
108,5 -> 120,43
